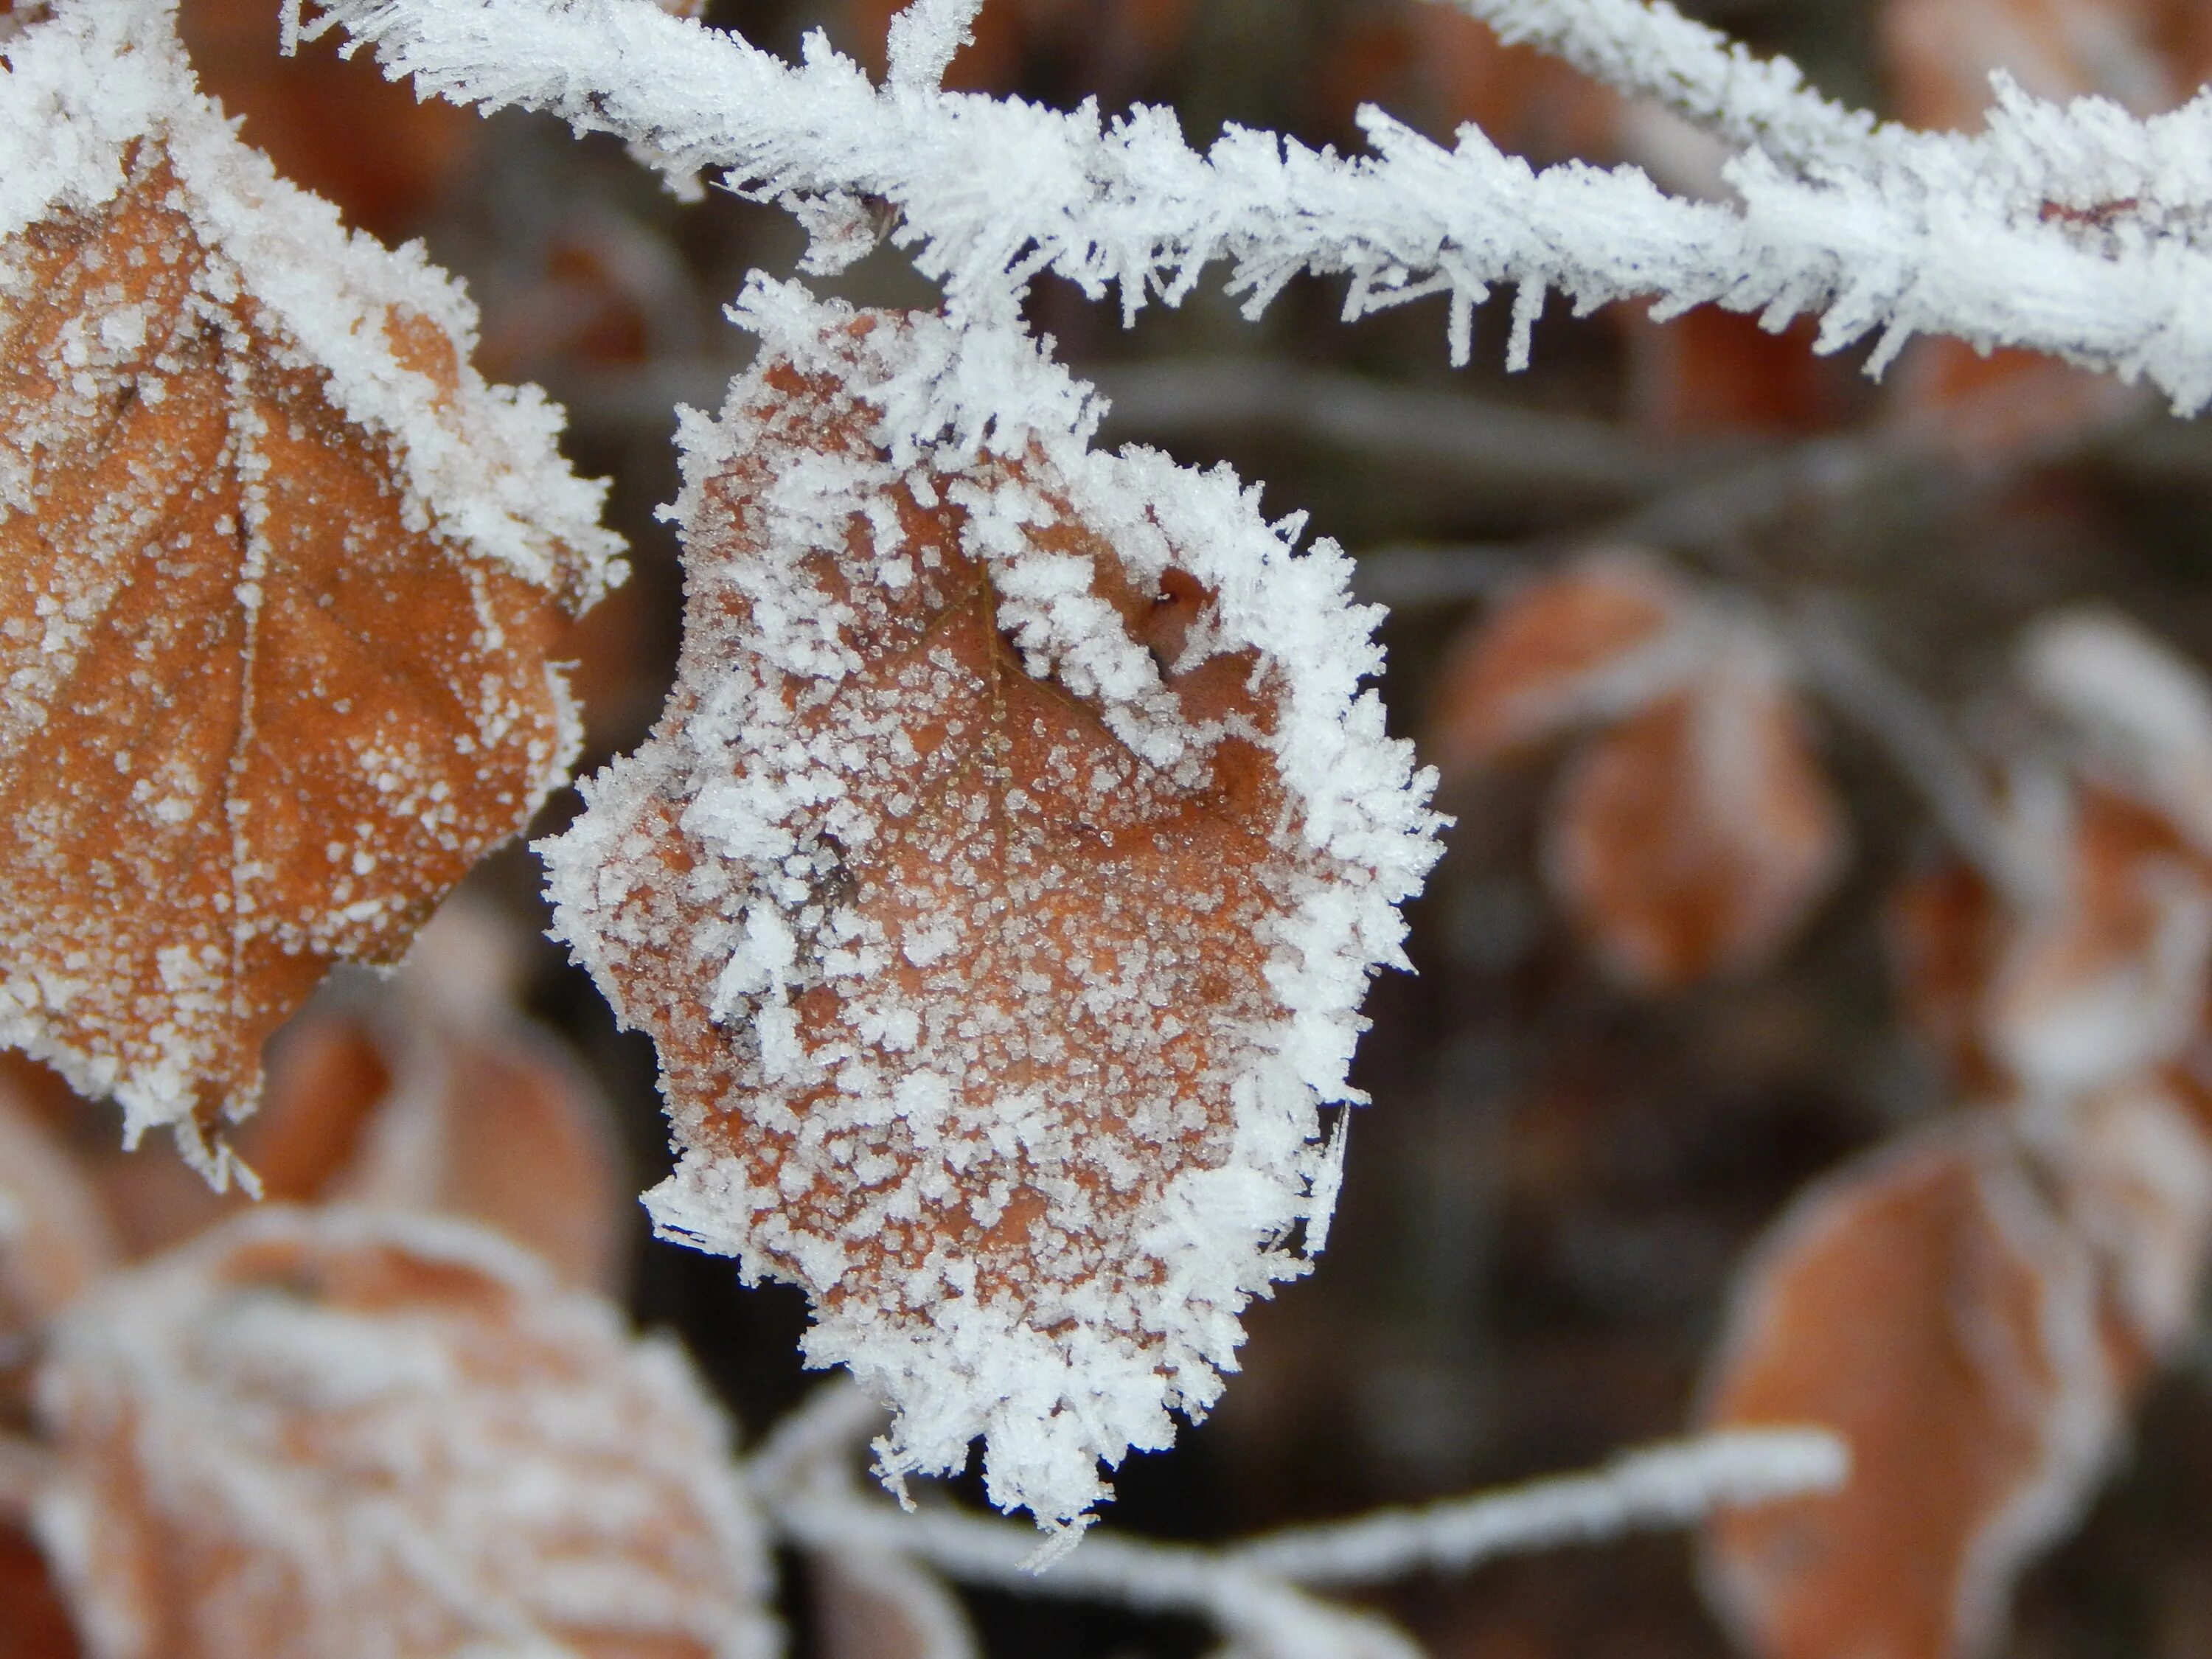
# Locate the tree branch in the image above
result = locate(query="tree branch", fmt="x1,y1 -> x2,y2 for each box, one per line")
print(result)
313,0 -> 2212,406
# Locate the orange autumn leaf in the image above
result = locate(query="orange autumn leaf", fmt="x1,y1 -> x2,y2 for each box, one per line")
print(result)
0,4 -> 621,1161
1702,1124 -> 2123,1659
541,282 -> 1440,1530
176,0 -> 477,243
0,906 -> 630,1290
274,902 -> 632,1293
1424,554 -> 1687,776
1982,785 -> 2210,1097
1624,308 -> 1857,440
1887,859 -> 2007,1095
2042,1081 -> 2212,1368
1545,664 -> 1846,991
31,1206 -> 775,1659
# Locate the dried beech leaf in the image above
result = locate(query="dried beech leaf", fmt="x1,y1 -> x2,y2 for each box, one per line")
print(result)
302,903 -> 631,1293
0,1 -> 621,1156
1545,662 -> 1845,990
1623,308 -> 1851,439
32,1206 -> 774,1659
1424,554 -> 1686,775
2023,608 -> 2212,858
543,280 -> 1441,1530
2040,1081 -> 2212,1366
8,905 -> 631,1290
1702,1124 -> 2121,1659
1983,785 -> 2211,1098
0,1067 -> 115,1341
1887,859 -> 2007,1095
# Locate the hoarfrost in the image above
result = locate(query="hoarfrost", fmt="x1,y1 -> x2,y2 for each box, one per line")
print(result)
542,279 -> 1442,1534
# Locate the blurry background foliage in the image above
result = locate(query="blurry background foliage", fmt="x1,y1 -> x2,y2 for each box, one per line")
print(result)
108,0 -> 2212,1652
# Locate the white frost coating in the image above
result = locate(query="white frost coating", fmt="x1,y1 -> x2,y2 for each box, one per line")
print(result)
1230,1428 -> 1847,1585
315,0 -> 2212,404
2023,610 -> 2212,858
1434,0 -> 1875,164
33,1206 -> 776,1659
0,0 -> 621,602
542,279 -> 1442,1535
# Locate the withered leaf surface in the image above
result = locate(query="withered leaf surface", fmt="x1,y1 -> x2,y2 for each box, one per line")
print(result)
1701,1124 -> 2122,1659
32,1206 -> 775,1659
1424,553 -> 1686,774
0,1 -> 621,1158
543,279 -> 1441,1531
1545,664 -> 1845,990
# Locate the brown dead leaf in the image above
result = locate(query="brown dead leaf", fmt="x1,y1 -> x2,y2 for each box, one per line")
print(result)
1544,666 -> 1846,990
1701,1123 -> 2121,1659
296,903 -> 631,1293
32,1206 -> 773,1659
1883,0 -> 2194,130
1424,555 -> 1686,776
176,0 -> 477,243
1,907 -> 630,1291
1983,786 -> 2211,1097
1888,859 -> 2007,1096
0,5 -> 619,1158
542,289 -> 1439,1527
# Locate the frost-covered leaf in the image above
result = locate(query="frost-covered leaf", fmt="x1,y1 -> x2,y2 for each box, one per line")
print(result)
1545,661 -> 1845,990
1425,553 -> 1688,774
1984,785 -> 2212,1099
542,279 -> 1441,1532
2023,609 -> 2212,858
282,902 -> 632,1293
1,905 -> 630,1288
0,0 -> 621,1159
2039,1079 -> 2212,1366
1701,1123 -> 2123,1659
32,1205 -> 774,1659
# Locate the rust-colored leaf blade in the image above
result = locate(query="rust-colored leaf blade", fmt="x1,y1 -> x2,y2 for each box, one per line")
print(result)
32,1206 -> 774,1659
0,4 -> 620,1158
543,282 -> 1441,1530
1424,553 -> 1684,776
1545,667 -> 1845,990
1701,1125 -> 2121,1659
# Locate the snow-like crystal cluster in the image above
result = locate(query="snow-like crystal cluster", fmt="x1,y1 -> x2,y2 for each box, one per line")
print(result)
543,278 -> 1441,1536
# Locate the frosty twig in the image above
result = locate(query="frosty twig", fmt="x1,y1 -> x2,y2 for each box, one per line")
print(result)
317,0 -> 2212,405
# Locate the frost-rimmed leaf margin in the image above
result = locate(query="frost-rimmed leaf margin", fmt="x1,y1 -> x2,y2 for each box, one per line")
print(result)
0,0 -> 621,604
540,275 -> 1444,1539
